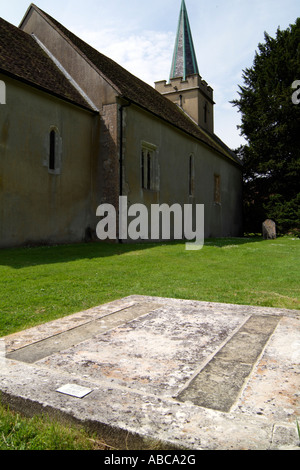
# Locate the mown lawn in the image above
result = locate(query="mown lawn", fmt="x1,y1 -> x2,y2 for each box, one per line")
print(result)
0,403 -> 113,450
0,236 -> 299,337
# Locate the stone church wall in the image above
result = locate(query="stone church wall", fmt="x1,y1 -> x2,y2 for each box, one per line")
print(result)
122,104 -> 242,240
0,75 -> 96,247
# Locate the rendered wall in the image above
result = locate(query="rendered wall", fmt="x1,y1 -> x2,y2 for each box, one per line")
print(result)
0,75 -> 96,247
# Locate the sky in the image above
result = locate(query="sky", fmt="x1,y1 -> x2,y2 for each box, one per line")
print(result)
1,0 -> 299,149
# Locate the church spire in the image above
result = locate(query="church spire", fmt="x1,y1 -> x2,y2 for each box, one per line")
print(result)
170,0 -> 199,81
155,0 -> 214,132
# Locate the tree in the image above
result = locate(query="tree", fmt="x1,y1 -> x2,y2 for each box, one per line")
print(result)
232,18 -> 300,235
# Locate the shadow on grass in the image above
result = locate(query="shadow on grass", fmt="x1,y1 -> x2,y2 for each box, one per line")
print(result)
0,237 -> 264,269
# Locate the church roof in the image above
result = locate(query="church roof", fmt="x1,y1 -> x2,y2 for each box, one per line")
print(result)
0,17 -> 94,111
26,5 -> 239,164
170,0 -> 199,81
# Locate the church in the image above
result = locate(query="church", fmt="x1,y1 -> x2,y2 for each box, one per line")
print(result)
0,1 -> 243,248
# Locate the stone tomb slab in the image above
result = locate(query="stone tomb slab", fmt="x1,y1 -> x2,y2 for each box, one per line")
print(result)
1,296 -> 299,450
6,301 -> 162,364
35,302 -> 247,399
177,315 -> 281,411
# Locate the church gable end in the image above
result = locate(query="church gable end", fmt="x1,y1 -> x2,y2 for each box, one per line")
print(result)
0,17 -> 93,111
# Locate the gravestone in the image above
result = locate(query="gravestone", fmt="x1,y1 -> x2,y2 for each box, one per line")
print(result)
262,219 -> 276,240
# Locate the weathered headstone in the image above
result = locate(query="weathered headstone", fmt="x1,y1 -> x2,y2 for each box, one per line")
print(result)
262,219 -> 276,240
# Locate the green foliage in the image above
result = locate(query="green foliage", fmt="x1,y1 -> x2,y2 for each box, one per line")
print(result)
233,19 -> 300,234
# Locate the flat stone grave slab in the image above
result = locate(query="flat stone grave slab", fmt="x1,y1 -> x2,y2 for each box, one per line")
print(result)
0,296 -> 299,450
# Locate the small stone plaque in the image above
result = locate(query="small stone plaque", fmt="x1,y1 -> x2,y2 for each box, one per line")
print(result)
56,384 -> 93,399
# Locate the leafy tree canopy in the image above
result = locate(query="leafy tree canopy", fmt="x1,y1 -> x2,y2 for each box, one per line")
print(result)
232,18 -> 300,234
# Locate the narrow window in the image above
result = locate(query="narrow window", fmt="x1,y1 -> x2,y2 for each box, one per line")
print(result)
214,174 -> 221,203
189,155 -> 195,197
49,130 -> 56,171
141,142 -> 159,191
141,150 -> 145,189
204,103 -> 208,124
147,152 -> 151,190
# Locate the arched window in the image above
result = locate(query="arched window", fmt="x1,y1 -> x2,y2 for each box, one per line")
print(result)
47,127 -> 61,174
49,129 -> 56,171
141,142 -> 159,191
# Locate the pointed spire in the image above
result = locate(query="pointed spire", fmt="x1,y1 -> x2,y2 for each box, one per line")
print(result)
170,0 -> 199,81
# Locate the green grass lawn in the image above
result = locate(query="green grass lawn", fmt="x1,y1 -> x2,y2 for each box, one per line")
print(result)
0,236 -> 299,337
0,404 -> 113,450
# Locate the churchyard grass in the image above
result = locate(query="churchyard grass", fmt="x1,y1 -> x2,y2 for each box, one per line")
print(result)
0,236 -> 299,450
0,236 -> 299,337
0,402 -> 113,450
